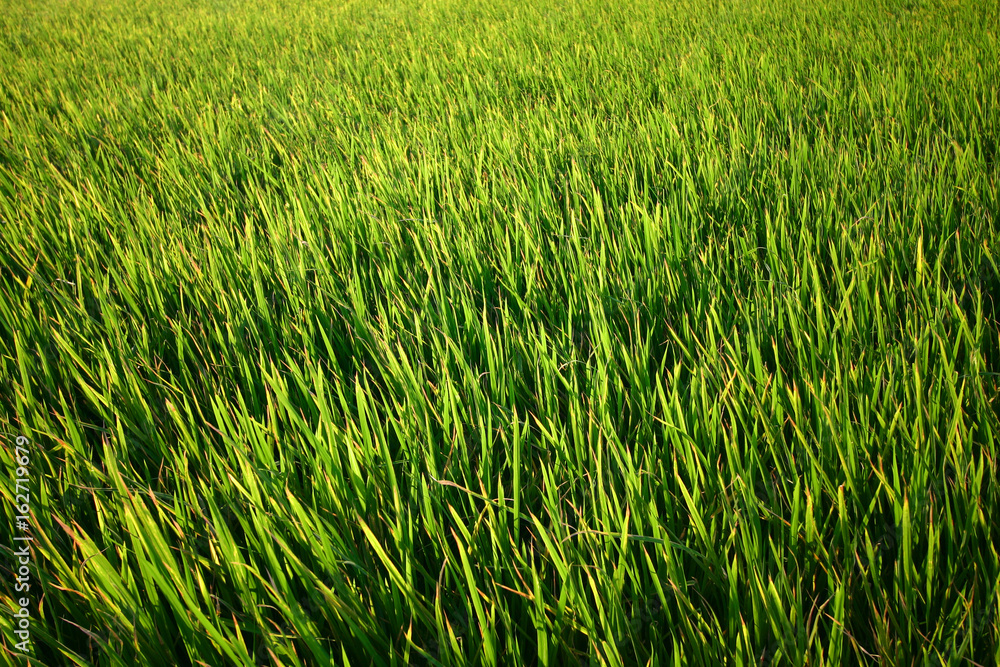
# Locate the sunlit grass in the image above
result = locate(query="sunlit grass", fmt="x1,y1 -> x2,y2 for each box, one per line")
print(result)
1,0 -> 998,664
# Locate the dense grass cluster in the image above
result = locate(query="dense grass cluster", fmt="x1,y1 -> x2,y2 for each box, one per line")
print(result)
1,0 -> 998,664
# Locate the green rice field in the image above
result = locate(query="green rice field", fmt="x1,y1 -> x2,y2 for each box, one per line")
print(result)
1,0 -> 998,664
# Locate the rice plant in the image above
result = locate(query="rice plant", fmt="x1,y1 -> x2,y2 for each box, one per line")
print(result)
0,0 -> 998,664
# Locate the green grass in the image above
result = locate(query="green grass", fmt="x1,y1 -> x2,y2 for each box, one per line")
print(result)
1,0 -> 998,664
